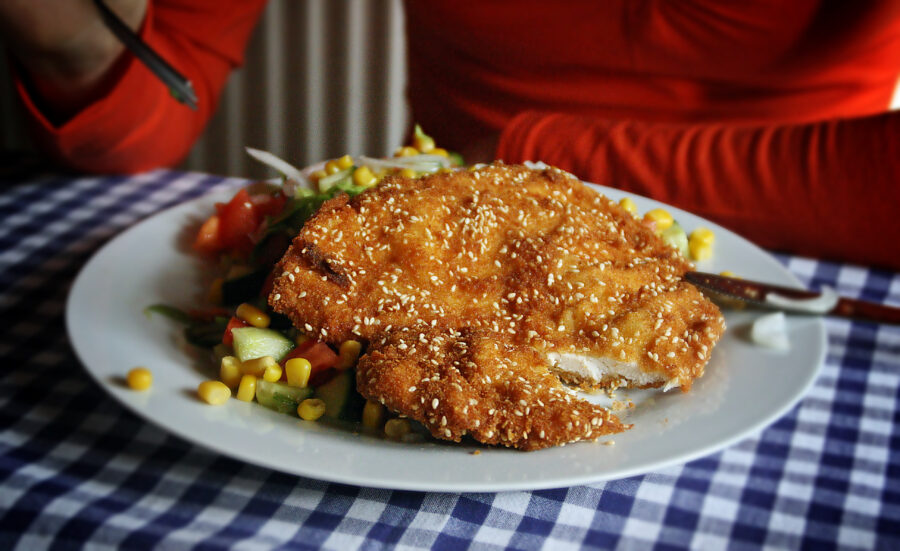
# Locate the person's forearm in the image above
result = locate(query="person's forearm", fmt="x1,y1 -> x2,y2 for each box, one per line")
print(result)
497,110 -> 900,270
10,0 -> 268,173
0,0 -> 147,120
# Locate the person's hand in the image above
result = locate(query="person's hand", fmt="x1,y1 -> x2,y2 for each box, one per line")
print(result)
0,0 -> 147,119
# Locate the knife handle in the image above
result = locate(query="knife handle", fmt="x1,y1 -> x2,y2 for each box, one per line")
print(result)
833,298 -> 900,324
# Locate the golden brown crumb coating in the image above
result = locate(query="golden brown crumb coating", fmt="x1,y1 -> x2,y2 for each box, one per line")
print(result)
358,326 -> 627,451
270,163 -> 723,388
269,163 -> 725,449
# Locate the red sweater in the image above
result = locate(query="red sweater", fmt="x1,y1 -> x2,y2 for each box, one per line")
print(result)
15,0 -> 900,269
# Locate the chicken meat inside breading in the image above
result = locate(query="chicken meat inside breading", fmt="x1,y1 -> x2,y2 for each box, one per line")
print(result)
269,163 -> 725,450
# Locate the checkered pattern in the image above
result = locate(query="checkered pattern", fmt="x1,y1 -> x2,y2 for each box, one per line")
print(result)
0,170 -> 897,550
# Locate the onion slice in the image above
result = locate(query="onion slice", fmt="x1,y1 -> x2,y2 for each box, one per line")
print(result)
245,147 -> 313,196
355,155 -> 453,173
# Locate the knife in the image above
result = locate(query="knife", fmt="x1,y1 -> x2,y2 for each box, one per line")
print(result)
685,272 -> 900,324
93,0 -> 198,110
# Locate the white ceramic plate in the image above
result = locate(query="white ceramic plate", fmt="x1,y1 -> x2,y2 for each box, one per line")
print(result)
66,180 -> 826,492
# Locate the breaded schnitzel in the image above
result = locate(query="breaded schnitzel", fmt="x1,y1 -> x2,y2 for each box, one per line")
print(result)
270,163 -> 725,449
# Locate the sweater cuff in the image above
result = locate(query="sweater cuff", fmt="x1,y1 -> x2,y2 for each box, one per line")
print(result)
13,2 -> 174,173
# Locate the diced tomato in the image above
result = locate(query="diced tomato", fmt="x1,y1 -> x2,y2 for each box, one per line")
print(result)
282,341 -> 312,363
281,343 -> 309,364
218,189 -> 263,255
193,215 -> 223,254
250,192 -> 287,218
308,368 -> 338,387
254,232 -> 292,268
199,188 -> 287,259
281,341 -> 339,375
222,316 -> 249,346
301,342 -> 340,372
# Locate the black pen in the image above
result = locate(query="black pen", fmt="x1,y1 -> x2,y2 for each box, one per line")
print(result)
92,0 -> 198,110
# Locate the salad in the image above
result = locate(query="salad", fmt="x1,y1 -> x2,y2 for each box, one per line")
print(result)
148,127 -> 462,438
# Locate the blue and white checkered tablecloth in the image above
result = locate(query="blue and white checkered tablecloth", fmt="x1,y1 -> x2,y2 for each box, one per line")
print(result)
0,169 -> 897,550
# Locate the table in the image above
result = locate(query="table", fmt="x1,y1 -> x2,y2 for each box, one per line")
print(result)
0,170 -> 897,550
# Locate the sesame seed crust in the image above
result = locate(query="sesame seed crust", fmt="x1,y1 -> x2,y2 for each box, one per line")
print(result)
269,163 -> 725,448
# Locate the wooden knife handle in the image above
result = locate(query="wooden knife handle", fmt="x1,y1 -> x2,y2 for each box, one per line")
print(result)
833,298 -> 900,324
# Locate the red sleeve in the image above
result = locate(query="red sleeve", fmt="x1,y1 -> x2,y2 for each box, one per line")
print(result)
14,0 -> 267,174
496,110 -> 900,270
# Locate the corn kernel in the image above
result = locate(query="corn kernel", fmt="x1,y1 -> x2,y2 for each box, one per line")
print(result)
689,227 -> 715,261
690,227 -> 715,246
126,367 -> 153,391
719,270 -> 738,278
236,303 -> 270,328
262,362 -> 283,383
338,340 -> 362,370
362,400 -> 385,429
219,356 -> 242,388
236,374 -> 257,402
335,154 -> 354,170
241,356 -> 277,377
399,168 -> 417,179
309,169 -> 328,183
430,147 -> 449,158
198,380 -> 231,405
618,197 -> 638,216
394,146 -> 419,157
207,277 -> 224,305
324,159 -> 341,174
298,398 -> 326,421
384,418 -> 411,439
689,240 -> 713,261
413,134 -> 435,153
643,209 -> 673,233
285,358 -> 312,388
352,166 -> 378,187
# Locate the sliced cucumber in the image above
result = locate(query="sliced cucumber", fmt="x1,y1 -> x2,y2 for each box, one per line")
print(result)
232,327 -> 295,362
661,221 -> 689,258
256,379 -> 314,414
315,369 -> 365,421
